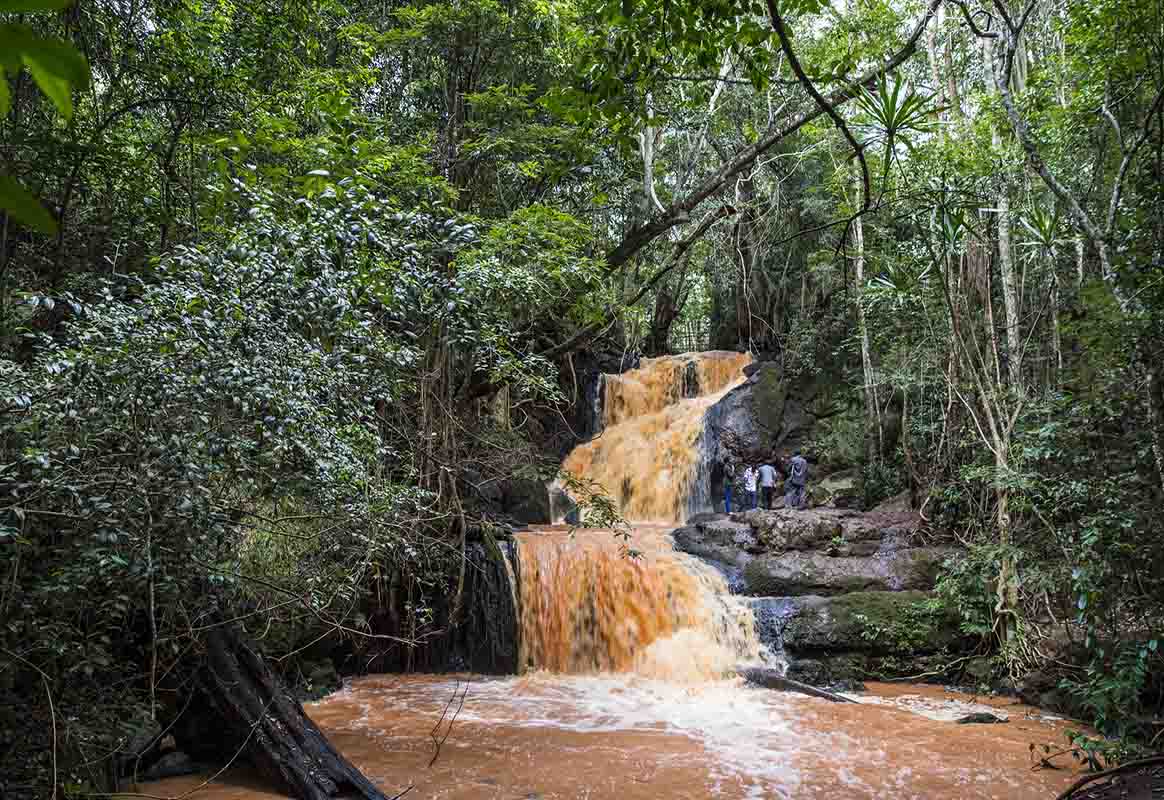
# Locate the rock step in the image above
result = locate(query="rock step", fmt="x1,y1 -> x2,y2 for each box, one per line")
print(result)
742,547 -> 952,597
674,510 -> 950,597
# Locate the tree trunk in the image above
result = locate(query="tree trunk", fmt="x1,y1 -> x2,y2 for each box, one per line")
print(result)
1147,367 -> 1164,497
853,197 -> 882,460
1074,237 -> 1085,287
997,189 -> 1023,391
194,624 -> 390,800
738,666 -> 858,703
1050,270 -> 1063,386
993,442 -> 1018,650
901,389 -> 921,509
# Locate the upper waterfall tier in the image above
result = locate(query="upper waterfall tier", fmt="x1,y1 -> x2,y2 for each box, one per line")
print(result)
561,351 -> 751,524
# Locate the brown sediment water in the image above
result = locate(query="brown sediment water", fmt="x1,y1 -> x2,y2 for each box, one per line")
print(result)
141,525 -> 1090,799
143,673 -> 1087,799
560,351 -> 751,523
140,351 -> 1089,798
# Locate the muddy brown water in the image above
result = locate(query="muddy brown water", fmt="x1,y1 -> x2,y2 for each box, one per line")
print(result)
143,674 -> 1086,799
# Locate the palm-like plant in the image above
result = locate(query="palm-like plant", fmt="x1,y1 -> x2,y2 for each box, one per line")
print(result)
854,74 -> 939,172
1017,205 -> 1065,262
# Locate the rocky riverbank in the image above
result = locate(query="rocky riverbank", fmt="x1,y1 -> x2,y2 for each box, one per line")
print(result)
674,502 -> 971,686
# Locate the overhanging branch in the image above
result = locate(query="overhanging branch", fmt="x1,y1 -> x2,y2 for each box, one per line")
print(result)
767,0 -> 872,213
602,0 -> 943,272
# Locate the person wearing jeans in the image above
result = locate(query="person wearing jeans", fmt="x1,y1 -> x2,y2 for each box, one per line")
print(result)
758,462 -> 778,509
723,463 -> 735,513
743,465 -> 758,511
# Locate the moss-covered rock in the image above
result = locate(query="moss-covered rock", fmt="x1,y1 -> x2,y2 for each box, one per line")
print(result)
782,591 -> 964,654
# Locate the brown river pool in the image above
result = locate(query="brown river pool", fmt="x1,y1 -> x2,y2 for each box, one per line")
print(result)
143,674 -> 1086,800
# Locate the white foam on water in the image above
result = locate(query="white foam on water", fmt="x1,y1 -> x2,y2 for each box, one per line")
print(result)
338,674 -> 893,798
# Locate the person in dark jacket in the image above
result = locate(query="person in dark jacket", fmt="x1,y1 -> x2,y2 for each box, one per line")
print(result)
785,450 -> 809,509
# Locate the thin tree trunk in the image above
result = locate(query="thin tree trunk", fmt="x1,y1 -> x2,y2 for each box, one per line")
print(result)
998,189 -> 1022,390
1074,237 -> 1085,287
902,389 -> 920,508
1050,270 -> 1063,385
984,37 -> 1023,392
853,192 -> 882,459
1148,367 -> 1164,496
994,442 -> 1018,649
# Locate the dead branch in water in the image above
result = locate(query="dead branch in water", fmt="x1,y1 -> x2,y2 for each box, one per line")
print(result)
737,666 -> 858,704
429,680 -> 470,767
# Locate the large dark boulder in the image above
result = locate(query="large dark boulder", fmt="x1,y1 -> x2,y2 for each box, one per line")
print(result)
704,362 -> 818,467
501,478 -> 551,524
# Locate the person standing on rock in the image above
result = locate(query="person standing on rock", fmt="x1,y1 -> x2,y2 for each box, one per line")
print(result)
758,461 -> 778,509
723,462 -> 736,513
742,464 -> 758,511
785,450 -> 809,509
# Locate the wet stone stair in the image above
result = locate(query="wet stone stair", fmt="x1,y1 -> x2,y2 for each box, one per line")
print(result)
672,501 -> 970,687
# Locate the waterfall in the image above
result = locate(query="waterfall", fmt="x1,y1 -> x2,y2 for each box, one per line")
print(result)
560,351 -> 751,524
514,526 -> 769,680
515,351 -> 776,680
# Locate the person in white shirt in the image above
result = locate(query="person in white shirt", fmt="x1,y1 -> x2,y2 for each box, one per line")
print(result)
757,462 -> 778,509
742,465 -> 758,510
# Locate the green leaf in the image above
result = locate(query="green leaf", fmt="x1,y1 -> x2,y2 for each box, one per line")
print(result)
20,37 -> 89,118
0,26 -> 89,118
0,0 -> 75,10
22,35 -> 88,86
23,52 -> 72,117
0,66 -> 8,117
0,174 -> 58,233
0,25 -> 25,70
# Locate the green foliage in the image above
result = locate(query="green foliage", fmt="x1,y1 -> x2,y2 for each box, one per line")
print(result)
936,545 -> 1003,640
0,173 -> 55,232
859,458 -> 904,509
0,0 -> 90,231
854,74 -> 938,165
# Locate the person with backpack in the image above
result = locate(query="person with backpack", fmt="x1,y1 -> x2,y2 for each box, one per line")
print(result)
785,450 -> 809,510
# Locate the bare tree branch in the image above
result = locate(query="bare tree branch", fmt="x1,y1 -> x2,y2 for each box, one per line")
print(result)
766,0 -> 872,213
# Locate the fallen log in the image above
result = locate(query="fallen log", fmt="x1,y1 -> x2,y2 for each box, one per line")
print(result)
195,623 -> 390,800
737,666 -> 859,704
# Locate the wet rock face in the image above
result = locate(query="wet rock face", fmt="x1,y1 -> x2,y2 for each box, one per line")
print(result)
673,519 -> 760,568
672,505 -> 968,685
701,362 -> 817,510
